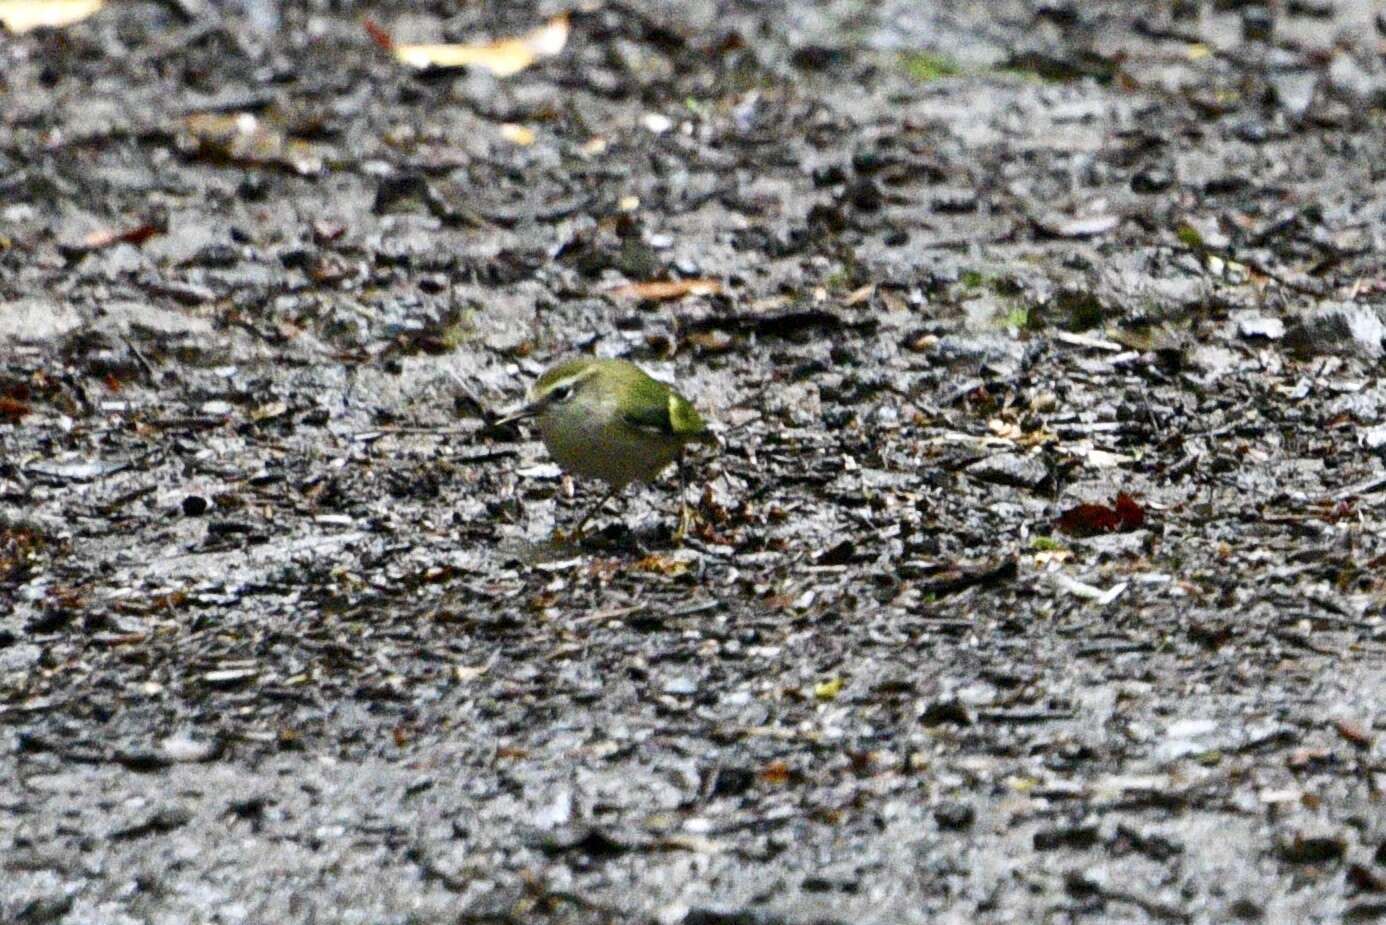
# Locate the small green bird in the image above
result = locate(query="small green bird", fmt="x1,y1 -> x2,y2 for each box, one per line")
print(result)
500,357 -> 718,537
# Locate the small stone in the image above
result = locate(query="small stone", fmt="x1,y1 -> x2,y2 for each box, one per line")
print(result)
1268,71 -> 1316,119
662,676 -> 698,696
932,190 -> 978,213
966,453 -> 1050,490
1285,303 -> 1386,358
812,164 -> 847,188
1237,314 -> 1285,340
1327,53 -> 1383,106
1233,119 -> 1271,143
1286,0 -> 1333,17
1034,821 -> 1100,851
1241,5 -> 1274,41
919,698 -> 972,726
844,178 -> 883,212
159,733 -> 222,763
1131,168 -> 1173,193
1227,897 -> 1265,920
1278,830 -> 1346,864
790,45 -> 849,71
203,668 -> 257,687
934,802 -> 975,831
0,299 -> 83,343
237,174 -> 269,201
1356,425 -> 1386,452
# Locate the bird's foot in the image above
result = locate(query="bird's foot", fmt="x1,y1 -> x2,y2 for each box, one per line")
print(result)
674,502 -> 696,546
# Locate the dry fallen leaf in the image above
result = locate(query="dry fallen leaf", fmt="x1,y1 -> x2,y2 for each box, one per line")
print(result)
844,283 -> 875,306
633,553 -> 690,577
813,678 -> 844,701
686,329 -> 735,353
1036,212 -> 1120,239
0,0 -> 102,33
499,123 -> 536,146
179,112 -> 323,176
1332,718 -> 1373,749
988,418 -> 1023,441
606,279 -> 723,302
73,222 -> 162,254
0,397 -> 31,423
759,760 -> 791,785
370,14 -> 569,76
1056,492 -> 1146,536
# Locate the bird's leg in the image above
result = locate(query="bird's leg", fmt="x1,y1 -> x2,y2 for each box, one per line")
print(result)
572,484 -> 621,539
674,452 -> 694,544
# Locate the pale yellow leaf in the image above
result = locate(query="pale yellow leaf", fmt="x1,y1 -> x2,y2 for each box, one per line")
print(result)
813,677 -> 844,701
391,13 -> 569,76
606,279 -> 723,302
0,0 -> 103,33
844,283 -> 875,306
499,123 -> 535,145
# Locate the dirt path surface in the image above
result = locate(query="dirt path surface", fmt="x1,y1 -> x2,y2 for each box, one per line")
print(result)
5,1 -> 1386,922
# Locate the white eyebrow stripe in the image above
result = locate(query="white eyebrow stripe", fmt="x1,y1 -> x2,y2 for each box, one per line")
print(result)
531,368 -> 597,401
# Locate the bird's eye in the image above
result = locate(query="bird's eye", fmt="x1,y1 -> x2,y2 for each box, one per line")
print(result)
549,385 -> 573,403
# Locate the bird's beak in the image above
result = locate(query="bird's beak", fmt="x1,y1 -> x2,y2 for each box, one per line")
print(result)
493,402 -> 540,427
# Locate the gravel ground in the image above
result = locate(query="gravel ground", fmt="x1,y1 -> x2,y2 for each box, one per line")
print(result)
4,1 -> 1386,922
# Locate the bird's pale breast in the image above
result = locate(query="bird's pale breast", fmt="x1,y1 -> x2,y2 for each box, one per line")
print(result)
537,402 -> 682,489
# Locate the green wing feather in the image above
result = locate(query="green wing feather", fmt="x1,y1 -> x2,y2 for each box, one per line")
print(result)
620,366 -> 715,446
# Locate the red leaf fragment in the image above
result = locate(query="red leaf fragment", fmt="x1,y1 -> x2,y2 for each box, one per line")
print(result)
72,222 -> 162,254
1056,503 -> 1121,534
0,396 -> 31,423
1056,492 -> 1146,536
1113,492 -> 1145,529
363,18 -> 394,52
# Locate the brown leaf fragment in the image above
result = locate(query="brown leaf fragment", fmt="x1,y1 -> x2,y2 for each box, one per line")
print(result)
605,279 -> 724,302
917,557 -> 1018,595
1333,718 -> 1374,749
179,112 -> 323,176
59,221 -> 165,258
632,554 -> 691,577
759,760 -> 792,785
0,396 -> 31,423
